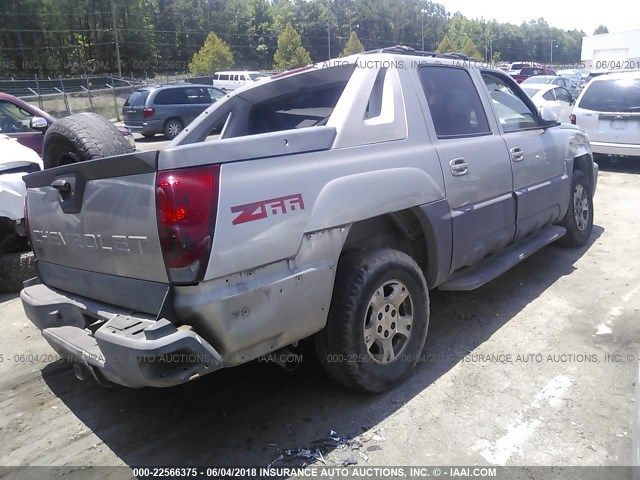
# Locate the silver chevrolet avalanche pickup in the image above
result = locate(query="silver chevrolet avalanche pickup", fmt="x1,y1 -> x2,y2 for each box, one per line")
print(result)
20,47 -> 598,393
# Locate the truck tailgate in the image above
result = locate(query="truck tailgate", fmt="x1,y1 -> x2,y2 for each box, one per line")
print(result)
24,151 -> 169,309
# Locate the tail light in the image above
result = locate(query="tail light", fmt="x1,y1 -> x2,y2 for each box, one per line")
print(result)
143,107 -> 155,118
156,165 -> 220,284
570,114 -> 576,125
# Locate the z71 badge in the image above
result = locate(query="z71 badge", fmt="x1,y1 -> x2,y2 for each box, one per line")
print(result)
231,193 -> 305,225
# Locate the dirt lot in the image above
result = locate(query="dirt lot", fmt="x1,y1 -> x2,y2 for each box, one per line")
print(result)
0,160 -> 639,477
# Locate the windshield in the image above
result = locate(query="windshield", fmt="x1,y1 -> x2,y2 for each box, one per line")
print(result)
249,73 -> 269,80
579,78 -> 640,112
522,87 -> 541,97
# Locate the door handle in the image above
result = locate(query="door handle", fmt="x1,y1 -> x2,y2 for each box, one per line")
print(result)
449,157 -> 468,176
510,147 -> 525,162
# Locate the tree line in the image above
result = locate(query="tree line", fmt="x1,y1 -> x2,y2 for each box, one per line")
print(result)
0,0 -> 593,78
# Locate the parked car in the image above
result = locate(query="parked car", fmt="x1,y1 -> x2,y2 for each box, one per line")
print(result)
522,84 -> 575,123
21,47 -> 597,393
0,135 -> 40,291
123,84 -> 225,139
513,67 -> 557,83
557,68 -> 584,88
0,93 -> 135,156
571,70 -> 640,158
522,75 -> 580,98
507,62 -> 532,76
212,71 -> 269,91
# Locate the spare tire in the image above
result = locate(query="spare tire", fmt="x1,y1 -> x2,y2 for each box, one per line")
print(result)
43,112 -> 135,169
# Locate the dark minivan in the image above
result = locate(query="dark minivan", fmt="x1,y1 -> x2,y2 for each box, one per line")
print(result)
123,84 -> 225,139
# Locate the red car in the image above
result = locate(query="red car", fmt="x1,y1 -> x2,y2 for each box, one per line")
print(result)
512,67 -> 557,84
0,93 -> 134,156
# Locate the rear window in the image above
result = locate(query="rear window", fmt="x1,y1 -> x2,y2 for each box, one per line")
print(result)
124,90 -> 150,107
522,76 -> 552,84
579,78 -> 640,112
248,81 -> 350,134
511,63 -> 528,70
522,68 -> 547,76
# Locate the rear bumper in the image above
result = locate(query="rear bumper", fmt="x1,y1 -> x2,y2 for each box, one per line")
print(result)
20,284 -> 224,388
591,141 -> 640,158
124,120 -> 162,136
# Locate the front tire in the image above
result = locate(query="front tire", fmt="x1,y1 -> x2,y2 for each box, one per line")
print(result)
315,248 -> 429,393
557,169 -> 593,247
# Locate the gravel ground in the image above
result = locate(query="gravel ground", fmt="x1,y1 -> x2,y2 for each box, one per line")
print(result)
0,160 -> 638,478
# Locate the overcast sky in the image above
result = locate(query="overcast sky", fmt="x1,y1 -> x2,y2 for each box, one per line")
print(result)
439,0 -> 638,35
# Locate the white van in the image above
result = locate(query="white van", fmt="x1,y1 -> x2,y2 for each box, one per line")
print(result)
212,71 -> 269,91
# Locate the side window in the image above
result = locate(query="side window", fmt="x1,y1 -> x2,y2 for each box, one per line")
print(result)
482,73 -> 539,131
365,68 -> 386,119
208,88 -> 224,102
154,88 -> 187,105
418,66 -> 491,138
542,89 -> 556,101
183,87 -> 210,104
219,74 -> 229,81
0,100 -> 36,133
555,87 -> 573,103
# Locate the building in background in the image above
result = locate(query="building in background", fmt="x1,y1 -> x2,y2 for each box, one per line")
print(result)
581,29 -> 640,72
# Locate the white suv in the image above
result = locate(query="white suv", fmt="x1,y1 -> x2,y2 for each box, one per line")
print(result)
571,71 -> 640,158
212,71 -> 269,91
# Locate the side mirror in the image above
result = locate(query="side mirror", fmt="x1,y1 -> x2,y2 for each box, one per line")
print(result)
539,106 -> 559,123
29,116 -> 48,132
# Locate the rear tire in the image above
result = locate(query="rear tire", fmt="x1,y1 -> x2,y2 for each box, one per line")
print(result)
315,248 -> 429,393
43,112 -> 135,169
163,118 -> 183,139
0,251 -> 35,293
557,169 -> 593,247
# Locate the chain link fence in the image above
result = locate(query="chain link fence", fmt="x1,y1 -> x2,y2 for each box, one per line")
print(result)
0,74 -> 215,121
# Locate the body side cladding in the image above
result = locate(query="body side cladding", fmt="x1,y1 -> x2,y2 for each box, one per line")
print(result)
172,227 -> 349,362
413,201 -> 453,288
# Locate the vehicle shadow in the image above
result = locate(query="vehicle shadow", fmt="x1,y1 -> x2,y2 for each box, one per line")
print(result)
42,226 -> 604,467
0,292 -> 19,304
596,157 -> 640,174
132,135 -> 168,144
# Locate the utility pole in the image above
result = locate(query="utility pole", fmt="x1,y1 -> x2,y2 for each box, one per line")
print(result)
420,9 -> 428,51
111,0 -> 122,78
327,21 -> 331,59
